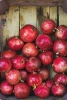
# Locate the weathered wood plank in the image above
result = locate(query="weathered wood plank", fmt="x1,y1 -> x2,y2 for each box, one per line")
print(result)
20,6 -> 37,29
59,7 -> 67,25
2,6 -> 19,49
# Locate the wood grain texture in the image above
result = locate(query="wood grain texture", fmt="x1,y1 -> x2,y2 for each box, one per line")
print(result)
2,6 -> 19,49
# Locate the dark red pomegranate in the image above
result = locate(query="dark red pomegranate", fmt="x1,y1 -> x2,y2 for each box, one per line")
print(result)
52,57 -> 67,73
53,40 -> 67,56
54,73 -> 67,86
20,70 -> 28,81
1,50 -> 16,59
41,19 -> 56,35
27,73 -> 42,87
11,55 -> 26,69
39,68 -> 50,81
22,43 -> 39,57
34,83 -> 50,98
38,51 -> 53,65
25,57 -> 41,72
52,83 -> 66,96
6,69 -> 21,85
36,34 -> 53,51
46,79 -> 55,89
55,25 -> 67,40
20,24 -> 38,42
14,83 -> 30,99
0,58 -> 12,72
1,81 -> 13,95
7,36 -> 24,51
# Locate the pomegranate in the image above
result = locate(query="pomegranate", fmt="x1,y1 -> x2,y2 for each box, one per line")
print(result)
34,83 -> 50,98
46,79 -> 55,89
22,43 -> 39,57
41,19 -> 56,35
39,68 -> 50,81
14,83 -> 30,99
11,55 -> 26,69
7,36 -> 24,51
38,51 -> 53,65
0,58 -> 12,72
52,57 -> 67,73
0,81 -> 13,95
54,73 -> 67,86
6,69 -> 21,85
20,70 -> 28,81
36,34 -> 53,51
53,40 -> 67,56
1,72 -> 6,80
52,83 -> 66,96
1,50 -> 16,59
27,73 -> 42,87
55,25 -> 67,40
25,57 -> 41,72
20,24 -> 38,42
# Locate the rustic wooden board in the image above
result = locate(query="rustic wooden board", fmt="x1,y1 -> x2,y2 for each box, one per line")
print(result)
2,6 -> 19,49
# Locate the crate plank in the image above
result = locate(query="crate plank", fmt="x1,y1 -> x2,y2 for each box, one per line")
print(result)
20,6 -> 37,28
2,6 -> 19,49
59,7 -> 67,25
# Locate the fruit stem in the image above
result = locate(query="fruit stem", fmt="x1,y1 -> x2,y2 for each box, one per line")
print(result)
55,28 -> 60,32
33,84 -> 36,90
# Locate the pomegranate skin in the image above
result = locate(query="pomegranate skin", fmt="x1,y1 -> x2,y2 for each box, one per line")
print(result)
41,19 -> 56,34
1,50 -> 16,59
14,83 -> 30,99
34,83 -> 50,98
46,79 -> 55,89
22,43 -> 39,57
6,69 -> 21,85
20,70 -> 28,81
0,58 -> 12,72
25,57 -> 41,72
11,55 -> 26,69
52,84 -> 66,96
36,34 -> 53,51
7,36 -> 24,51
53,40 -> 67,56
27,73 -> 42,87
39,51 -> 53,65
1,81 -> 13,95
52,57 -> 67,73
54,74 -> 67,86
55,25 -> 67,40
39,68 -> 50,81
20,24 -> 38,42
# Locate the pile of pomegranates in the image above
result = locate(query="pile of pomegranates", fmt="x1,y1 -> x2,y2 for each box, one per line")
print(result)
0,19 -> 67,99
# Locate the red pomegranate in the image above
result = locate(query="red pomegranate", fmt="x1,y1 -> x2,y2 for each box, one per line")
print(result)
27,73 -> 42,87
41,19 -> 56,35
52,83 -> 66,96
39,68 -> 50,81
36,34 -> 53,51
54,73 -> 67,86
55,25 -> 67,40
0,58 -> 12,72
52,57 -> 67,73
1,50 -> 16,59
7,36 -> 24,51
6,69 -> 21,85
53,40 -> 67,56
0,81 -> 13,95
25,57 -> 41,72
14,83 -> 30,99
22,43 -> 39,57
20,70 -> 28,81
46,79 -> 55,89
11,55 -> 26,69
20,24 -> 38,42
38,51 -> 53,65
34,83 -> 50,98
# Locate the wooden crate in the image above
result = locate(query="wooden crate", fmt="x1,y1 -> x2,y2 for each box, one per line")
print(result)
0,5 -> 67,100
